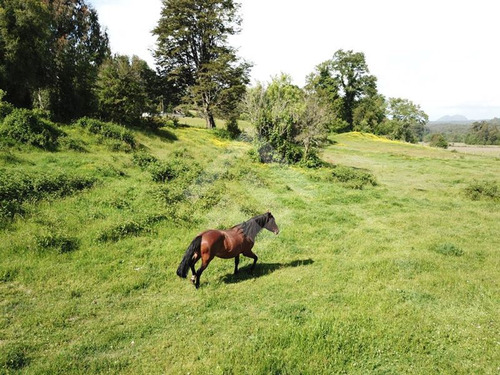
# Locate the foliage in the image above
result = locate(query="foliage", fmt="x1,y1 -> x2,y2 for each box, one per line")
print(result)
385,98 -> 429,143
95,55 -> 156,125
35,231 -> 79,254
0,108 -> 61,149
465,120 -> 499,145
329,164 -> 377,189
74,117 -> 136,148
0,170 -> 96,220
463,180 -> 499,201
306,50 -> 378,132
0,0 -> 110,120
429,133 -> 448,148
153,0 -> 251,128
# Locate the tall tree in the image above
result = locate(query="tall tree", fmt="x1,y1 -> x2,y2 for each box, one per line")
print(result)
307,50 -> 377,132
95,55 -> 155,125
385,97 -> 429,143
0,0 -> 52,107
0,0 -> 109,119
153,0 -> 251,128
43,0 -> 109,120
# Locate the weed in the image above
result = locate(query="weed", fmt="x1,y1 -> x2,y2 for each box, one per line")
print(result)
1,343 -> 30,370
329,164 -> 377,189
463,180 -> 499,201
432,242 -> 464,256
35,232 -> 80,254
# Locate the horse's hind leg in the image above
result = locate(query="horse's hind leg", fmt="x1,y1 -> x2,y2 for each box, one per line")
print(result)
189,251 -> 200,284
234,255 -> 240,274
242,249 -> 258,273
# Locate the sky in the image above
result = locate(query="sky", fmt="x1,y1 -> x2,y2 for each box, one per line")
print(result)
90,0 -> 500,121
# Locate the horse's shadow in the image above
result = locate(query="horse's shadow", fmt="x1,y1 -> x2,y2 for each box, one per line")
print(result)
221,258 -> 314,284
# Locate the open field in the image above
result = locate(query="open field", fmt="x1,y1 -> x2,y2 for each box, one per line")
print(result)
448,143 -> 500,157
1,125 -> 499,374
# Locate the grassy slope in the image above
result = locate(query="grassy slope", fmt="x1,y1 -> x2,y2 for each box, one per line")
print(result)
1,126 -> 499,374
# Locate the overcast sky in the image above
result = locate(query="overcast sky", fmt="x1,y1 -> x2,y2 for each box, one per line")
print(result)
90,0 -> 500,121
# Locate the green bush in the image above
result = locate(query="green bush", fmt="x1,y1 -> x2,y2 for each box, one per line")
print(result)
35,232 -> 79,254
0,108 -> 62,149
74,117 -> 136,148
0,171 -> 97,220
429,133 -> 448,149
132,151 -> 158,169
330,165 -> 377,189
148,159 -> 190,183
464,180 -> 499,201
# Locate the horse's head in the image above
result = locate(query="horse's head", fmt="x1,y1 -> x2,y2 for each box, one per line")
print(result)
264,211 -> 279,235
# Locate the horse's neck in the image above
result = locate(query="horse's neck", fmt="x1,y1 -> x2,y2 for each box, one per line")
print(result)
243,220 -> 262,242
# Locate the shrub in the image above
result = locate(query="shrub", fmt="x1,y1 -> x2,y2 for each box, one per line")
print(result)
74,117 -> 136,148
330,165 -> 377,189
463,180 -> 499,201
148,159 -> 190,183
35,232 -> 79,254
132,151 -> 158,169
429,133 -> 448,149
0,108 -> 61,149
0,171 -> 97,220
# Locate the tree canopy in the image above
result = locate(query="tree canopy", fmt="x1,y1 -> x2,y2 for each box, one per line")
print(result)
153,0 -> 251,128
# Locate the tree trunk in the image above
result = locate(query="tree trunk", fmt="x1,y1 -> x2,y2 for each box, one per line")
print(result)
205,112 -> 216,129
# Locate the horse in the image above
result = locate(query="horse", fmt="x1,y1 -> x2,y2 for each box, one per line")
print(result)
176,212 -> 280,288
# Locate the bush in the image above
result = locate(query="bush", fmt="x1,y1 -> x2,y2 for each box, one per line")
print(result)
429,133 -> 448,148
463,180 -> 499,201
148,159 -> 190,183
0,108 -> 61,149
74,117 -> 136,148
132,151 -> 158,169
0,171 -> 97,220
330,165 -> 377,189
35,232 -> 79,254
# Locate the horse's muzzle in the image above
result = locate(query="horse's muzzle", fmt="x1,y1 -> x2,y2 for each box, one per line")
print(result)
274,229 -> 280,235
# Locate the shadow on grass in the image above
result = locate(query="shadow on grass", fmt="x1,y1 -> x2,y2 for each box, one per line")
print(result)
221,258 -> 314,284
154,128 -> 178,142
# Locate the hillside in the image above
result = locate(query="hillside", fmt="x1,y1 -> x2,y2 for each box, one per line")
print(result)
1,123 -> 499,374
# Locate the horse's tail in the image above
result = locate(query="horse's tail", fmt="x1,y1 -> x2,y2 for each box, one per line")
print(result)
176,235 -> 202,278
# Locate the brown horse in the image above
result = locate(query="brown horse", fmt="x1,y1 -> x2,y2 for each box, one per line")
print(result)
176,212 -> 280,288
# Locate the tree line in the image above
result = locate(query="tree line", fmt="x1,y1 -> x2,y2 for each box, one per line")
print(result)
1,0 -> 431,162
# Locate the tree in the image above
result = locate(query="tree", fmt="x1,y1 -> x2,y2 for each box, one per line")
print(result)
295,94 -> 329,159
43,0 -> 109,120
0,0 -> 109,119
95,55 -> 154,125
385,98 -> 429,143
352,93 -> 386,133
153,0 -> 250,128
0,0 -> 52,108
307,50 -> 377,132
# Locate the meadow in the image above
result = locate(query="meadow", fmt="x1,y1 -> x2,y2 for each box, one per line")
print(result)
1,121 -> 499,374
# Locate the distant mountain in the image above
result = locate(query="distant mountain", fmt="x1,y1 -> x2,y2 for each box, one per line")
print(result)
436,115 -> 469,122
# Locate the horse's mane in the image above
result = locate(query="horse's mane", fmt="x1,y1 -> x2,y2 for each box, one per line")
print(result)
233,213 -> 269,238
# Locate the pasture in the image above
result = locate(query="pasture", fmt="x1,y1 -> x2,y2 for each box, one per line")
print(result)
1,123 -> 499,374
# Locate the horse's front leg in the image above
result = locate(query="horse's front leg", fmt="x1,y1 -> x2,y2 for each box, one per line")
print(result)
234,255 -> 240,274
242,249 -> 258,274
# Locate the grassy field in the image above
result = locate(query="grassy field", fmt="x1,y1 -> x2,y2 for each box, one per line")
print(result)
1,122 -> 499,374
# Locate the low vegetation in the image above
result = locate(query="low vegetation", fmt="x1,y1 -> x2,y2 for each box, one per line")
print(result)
1,119 -> 498,374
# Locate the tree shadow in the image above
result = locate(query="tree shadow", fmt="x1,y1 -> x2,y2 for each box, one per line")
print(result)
153,128 -> 178,142
220,258 -> 314,284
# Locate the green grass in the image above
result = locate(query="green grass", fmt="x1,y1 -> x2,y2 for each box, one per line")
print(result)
1,125 -> 499,374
